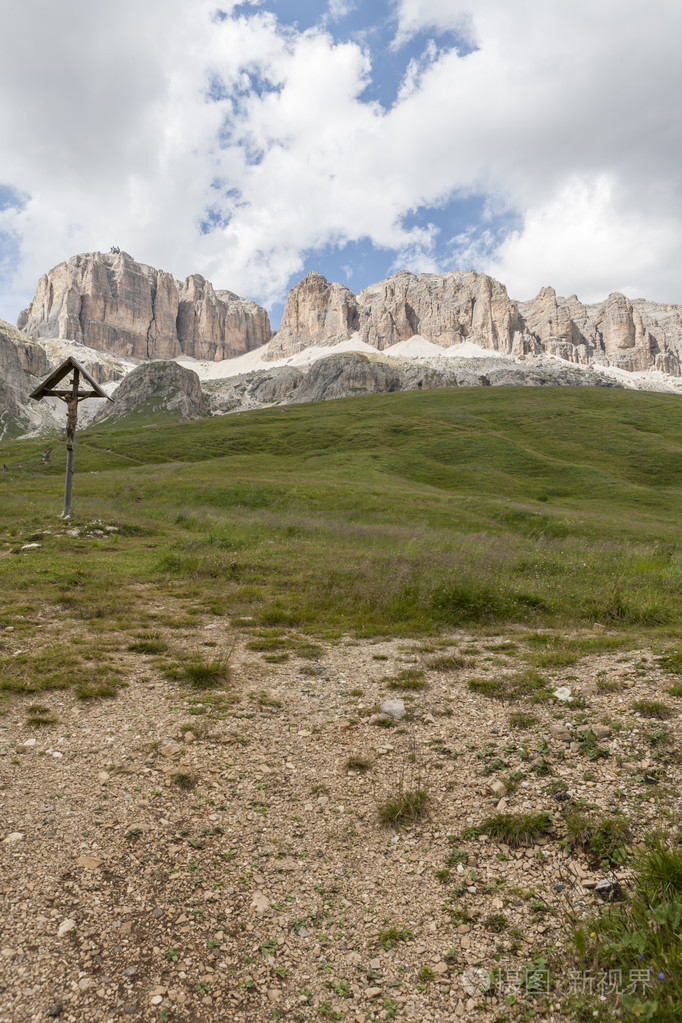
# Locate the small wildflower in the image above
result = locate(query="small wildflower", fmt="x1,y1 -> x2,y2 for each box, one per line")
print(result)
590,932 -> 597,938
659,972 -> 665,982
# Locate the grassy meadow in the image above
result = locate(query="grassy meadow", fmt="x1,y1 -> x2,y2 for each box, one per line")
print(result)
0,386 -> 680,656
2,384 -> 682,1022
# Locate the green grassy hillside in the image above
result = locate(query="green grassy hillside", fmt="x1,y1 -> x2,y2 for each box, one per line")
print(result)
1,386 -> 680,640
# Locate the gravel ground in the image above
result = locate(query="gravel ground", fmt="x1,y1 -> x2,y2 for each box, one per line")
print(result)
1,615 -> 680,1023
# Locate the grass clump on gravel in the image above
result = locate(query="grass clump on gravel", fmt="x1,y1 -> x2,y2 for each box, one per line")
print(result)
345,755 -> 372,773
426,653 -> 470,671
172,772 -> 199,790
385,668 -> 427,691
563,809 -> 633,868
475,811 -> 553,848
25,703 -> 57,726
165,654 -> 230,689
632,698 -> 674,719
378,783 -> 429,826
657,648 -> 682,675
508,711 -> 538,729
377,926 -> 413,950
127,632 -> 168,654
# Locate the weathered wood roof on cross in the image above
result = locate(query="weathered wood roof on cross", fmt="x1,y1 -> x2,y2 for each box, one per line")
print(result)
29,357 -> 113,401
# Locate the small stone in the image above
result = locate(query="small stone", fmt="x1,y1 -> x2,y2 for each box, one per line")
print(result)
380,699 -> 406,721
488,779 -> 506,798
160,744 -> 181,758
423,713 -> 437,725
57,919 -> 76,938
369,958 -> 381,971
20,543 -> 41,551
76,855 -> 102,870
98,772 -> 109,784
593,725 -> 612,739
433,961 -> 449,975
368,713 -> 391,726
365,987 -> 382,999
267,989 -> 282,1002
78,977 -> 94,991
250,891 -> 269,915
3,832 -> 24,846
595,877 -> 624,902
549,723 -> 571,740
150,995 -> 163,1005
553,687 -> 574,703
317,796 -> 329,807
152,907 -> 165,920
15,744 -> 27,754
644,772 -> 659,785
47,1001 -> 63,1017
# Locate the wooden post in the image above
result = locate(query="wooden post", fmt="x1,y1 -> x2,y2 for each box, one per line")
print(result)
29,357 -> 113,518
62,369 -> 80,519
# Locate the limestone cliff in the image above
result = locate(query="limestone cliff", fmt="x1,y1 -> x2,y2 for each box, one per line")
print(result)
18,251 -> 271,361
0,319 -> 53,436
273,271 -> 682,376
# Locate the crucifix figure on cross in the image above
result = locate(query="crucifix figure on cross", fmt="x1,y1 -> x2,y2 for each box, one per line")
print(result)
30,357 -> 114,518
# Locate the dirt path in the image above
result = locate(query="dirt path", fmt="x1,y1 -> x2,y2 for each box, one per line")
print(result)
1,619 -> 679,1023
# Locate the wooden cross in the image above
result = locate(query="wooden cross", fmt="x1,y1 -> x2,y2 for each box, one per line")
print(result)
30,357 -> 113,518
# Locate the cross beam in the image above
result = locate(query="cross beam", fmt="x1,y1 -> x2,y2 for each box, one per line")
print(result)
30,357 -> 113,519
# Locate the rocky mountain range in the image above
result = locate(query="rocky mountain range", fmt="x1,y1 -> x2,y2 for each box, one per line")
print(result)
18,250 -> 271,362
2,250 -> 682,435
272,269 -> 682,376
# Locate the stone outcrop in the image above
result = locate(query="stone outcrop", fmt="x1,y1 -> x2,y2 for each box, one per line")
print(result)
95,361 -> 207,424
0,319 -> 53,436
201,350 -> 620,418
18,251 -> 271,361
273,270 -> 682,376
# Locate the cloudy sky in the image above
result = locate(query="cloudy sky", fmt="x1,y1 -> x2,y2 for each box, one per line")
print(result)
1,0 -> 681,327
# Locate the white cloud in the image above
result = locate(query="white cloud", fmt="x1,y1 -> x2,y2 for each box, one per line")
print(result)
1,0 -> 682,323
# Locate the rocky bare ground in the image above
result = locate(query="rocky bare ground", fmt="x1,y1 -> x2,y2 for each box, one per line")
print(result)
1,610 -> 680,1023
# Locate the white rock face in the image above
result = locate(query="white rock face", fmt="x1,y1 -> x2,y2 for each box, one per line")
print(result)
272,270 -> 682,376
18,251 -> 271,362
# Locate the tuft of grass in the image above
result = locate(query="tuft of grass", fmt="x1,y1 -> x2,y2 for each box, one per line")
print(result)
595,677 -> 623,693
657,648 -> 682,675
164,654 -> 230,689
509,711 -> 538,729
25,703 -> 57,726
426,653 -> 470,671
127,631 -> 168,654
377,926 -> 412,950
485,913 -> 508,933
666,684 -> 682,697
467,677 -> 506,698
345,755 -> 372,773
385,668 -> 427,691
172,772 -> 198,790
564,809 -> 632,868
378,784 -> 429,826
478,811 -> 553,848
631,699 -> 674,720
